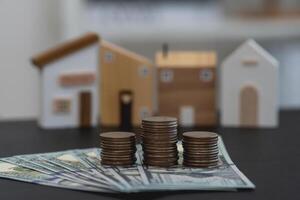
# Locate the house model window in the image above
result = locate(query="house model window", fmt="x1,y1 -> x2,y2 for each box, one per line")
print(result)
200,69 -> 213,82
104,51 -> 114,62
59,72 -> 96,87
242,58 -> 258,66
160,69 -> 173,83
138,65 -> 149,78
53,98 -> 71,114
139,106 -> 150,119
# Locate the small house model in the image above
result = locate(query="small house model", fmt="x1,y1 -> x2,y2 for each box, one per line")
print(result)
100,41 -> 154,127
31,33 -> 100,129
156,51 -> 217,126
221,39 -> 279,128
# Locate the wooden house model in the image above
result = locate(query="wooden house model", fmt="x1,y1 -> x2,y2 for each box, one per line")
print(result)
31,33 -> 100,129
100,41 -> 154,127
221,39 -> 279,128
156,51 -> 217,126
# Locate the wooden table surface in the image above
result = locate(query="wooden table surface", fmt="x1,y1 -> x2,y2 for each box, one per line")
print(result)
0,110 -> 299,200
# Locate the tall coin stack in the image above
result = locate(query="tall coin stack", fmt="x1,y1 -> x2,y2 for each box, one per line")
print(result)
182,131 -> 219,168
141,116 -> 178,167
100,132 -> 136,166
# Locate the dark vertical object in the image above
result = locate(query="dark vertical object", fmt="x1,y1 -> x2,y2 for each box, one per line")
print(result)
119,90 -> 133,131
79,91 -> 92,128
162,43 -> 169,58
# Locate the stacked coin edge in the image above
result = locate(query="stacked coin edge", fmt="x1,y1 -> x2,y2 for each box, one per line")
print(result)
141,116 -> 178,167
182,131 -> 219,168
100,132 -> 136,166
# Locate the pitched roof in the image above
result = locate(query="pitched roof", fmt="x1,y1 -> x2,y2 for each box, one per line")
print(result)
222,39 -> 279,67
101,40 -> 151,64
31,32 -> 100,68
156,51 -> 217,68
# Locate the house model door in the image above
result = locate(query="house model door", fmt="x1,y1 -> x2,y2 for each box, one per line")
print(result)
79,91 -> 92,128
240,85 -> 258,127
119,90 -> 133,130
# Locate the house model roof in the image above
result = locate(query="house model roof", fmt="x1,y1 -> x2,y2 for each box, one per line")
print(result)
222,39 -> 279,67
31,32 -> 100,68
101,40 -> 151,64
156,51 -> 217,68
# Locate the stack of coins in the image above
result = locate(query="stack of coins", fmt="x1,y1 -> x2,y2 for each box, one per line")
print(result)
182,131 -> 219,168
141,116 -> 178,167
100,132 -> 136,166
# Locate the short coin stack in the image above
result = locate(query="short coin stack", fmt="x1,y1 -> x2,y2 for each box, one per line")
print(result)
100,132 -> 136,166
141,116 -> 178,167
182,131 -> 219,168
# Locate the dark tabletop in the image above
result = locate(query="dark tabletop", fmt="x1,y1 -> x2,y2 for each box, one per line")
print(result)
0,110 -> 299,200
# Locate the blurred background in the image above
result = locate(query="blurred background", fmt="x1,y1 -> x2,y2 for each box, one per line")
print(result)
0,0 -> 300,121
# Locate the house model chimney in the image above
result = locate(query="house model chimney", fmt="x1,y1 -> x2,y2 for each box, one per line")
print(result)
162,43 -> 169,58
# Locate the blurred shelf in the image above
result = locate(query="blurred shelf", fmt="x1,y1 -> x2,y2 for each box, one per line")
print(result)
62,1 -> 300,43
93,18 -> 300,43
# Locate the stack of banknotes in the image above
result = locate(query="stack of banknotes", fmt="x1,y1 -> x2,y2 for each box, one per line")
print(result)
0,137 -> 255,193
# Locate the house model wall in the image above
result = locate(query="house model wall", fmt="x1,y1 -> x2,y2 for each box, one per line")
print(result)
221,39 -> 279,128
31,33 -> 100,129
156,51 -> 217,126
100,41 -> 154,127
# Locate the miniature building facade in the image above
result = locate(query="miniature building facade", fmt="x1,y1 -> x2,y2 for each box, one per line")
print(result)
32,33 -> 100,129
156,51 -> 217,126
221,39 -> 279,128
100,41 -> 154,127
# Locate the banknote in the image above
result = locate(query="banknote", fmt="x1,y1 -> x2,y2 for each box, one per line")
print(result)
0,160 -> 114,193
72,148 -> 132,190
134,137 -> 255,191
12,151 -> 118,190
0,137 -> 255,193
37,149 -> 125,191
74,148 -> 146,191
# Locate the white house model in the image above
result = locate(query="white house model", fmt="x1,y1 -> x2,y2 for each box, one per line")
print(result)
31,33 -> 100,129
221,39 -> 279,128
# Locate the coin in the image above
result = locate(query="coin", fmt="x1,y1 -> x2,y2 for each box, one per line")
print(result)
100,141 -> 136,146
100,139 -> 136,144
184,148 -> 218,155
143,152 -> 178,158
183,161 -> 219,168
183,154 -> 218,160
182,137 -> 218,143
142,116 -> 177,123
100,132 -> 135,140
182,145 -> 219,152
143,160 -> 178,167
101,144 -> 136,150
142,138 -> 178,145
141,135 -> 178,141
142,143 -> 178,149
142,145 -> 178,151
142,128 -> 177,135
101,154 -> 136,160
182,131 -> 218,140
101,158 -> 136,163
142,122 -> 177,127
183,142 -> 218,147
182,144 -> 218,151
184,157 -> 219,163
101,160 -> 136,166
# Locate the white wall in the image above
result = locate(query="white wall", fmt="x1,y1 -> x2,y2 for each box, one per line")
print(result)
0,0 -> 61,120
41,44 -> 99,128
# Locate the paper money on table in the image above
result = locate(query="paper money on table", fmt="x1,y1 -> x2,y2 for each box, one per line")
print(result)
0,160 -> 113,193
134,138 -> 255,191
2,151 -> 120,191
0,137 -> 255,193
